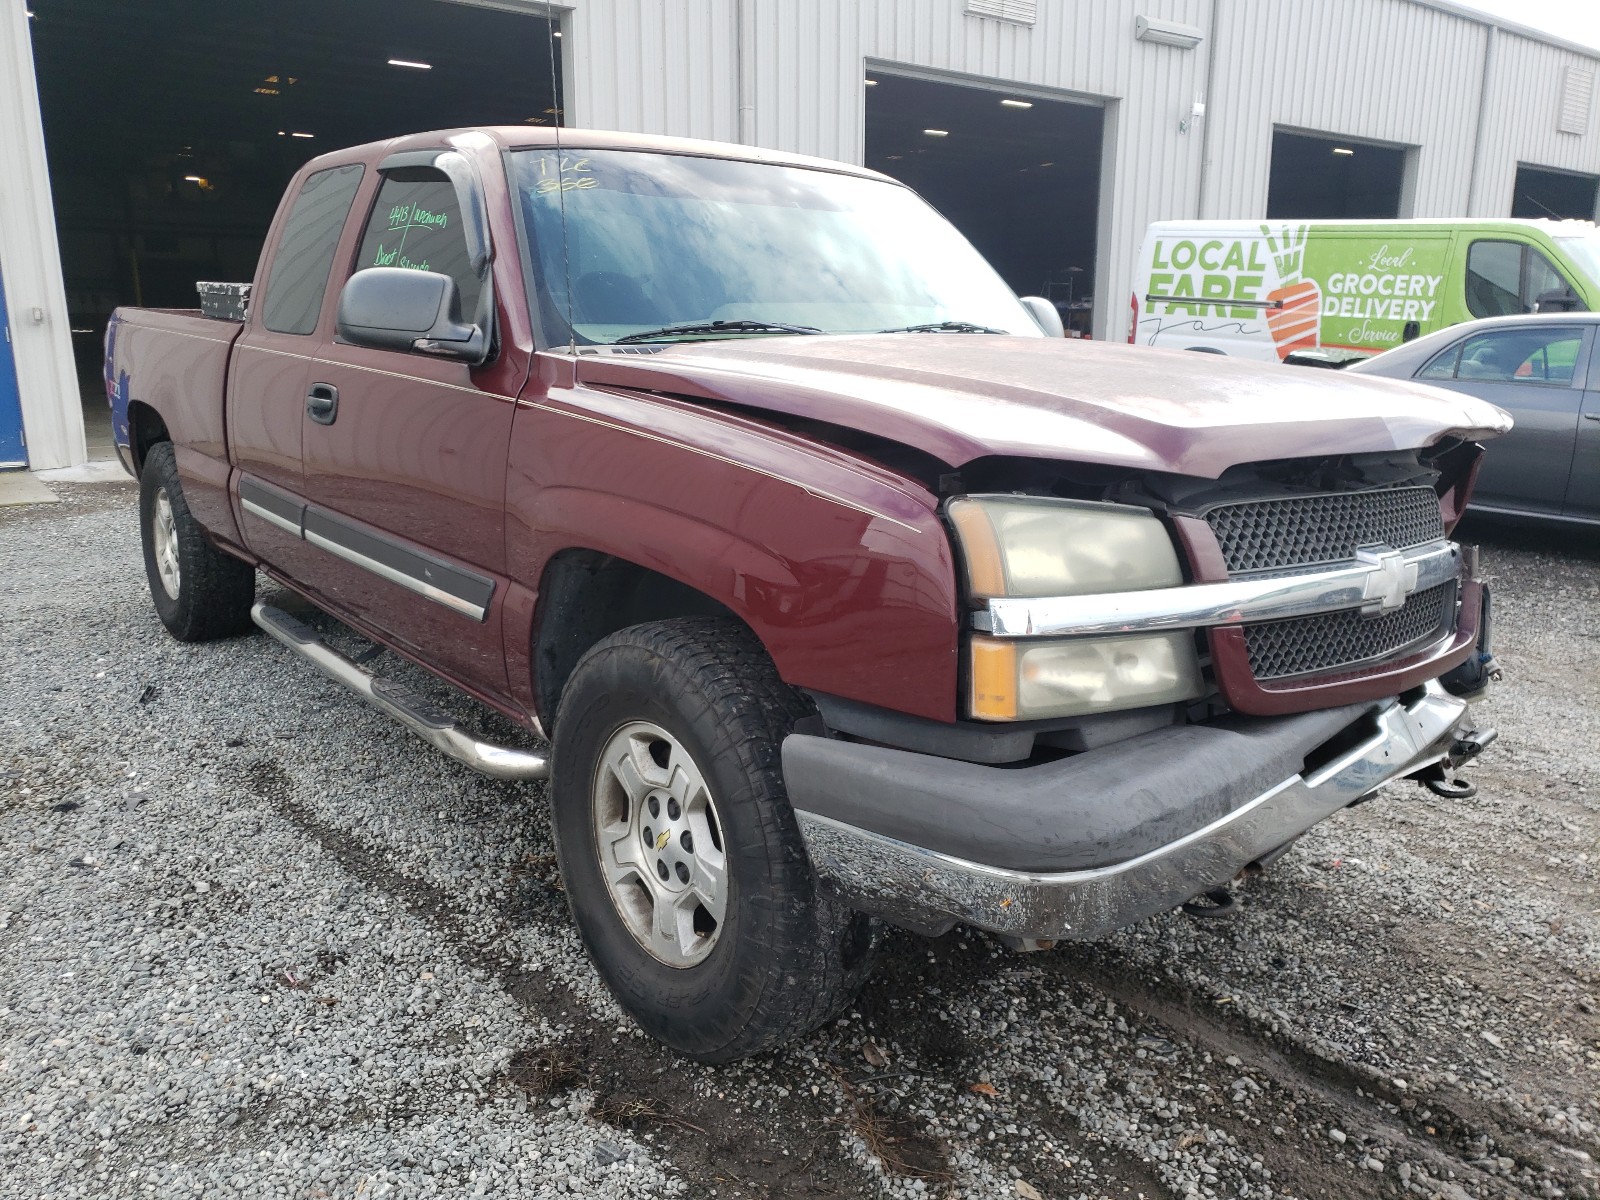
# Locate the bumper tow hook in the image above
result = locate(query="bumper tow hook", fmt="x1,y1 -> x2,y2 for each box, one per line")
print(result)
1425,773 -> 1477,799
1181,888 -> 1239,919
1414,727 -> 1498,798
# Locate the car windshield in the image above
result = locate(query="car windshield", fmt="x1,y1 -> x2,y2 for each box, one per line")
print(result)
509,148 -> 1041,345
1553,233 -> 1600,294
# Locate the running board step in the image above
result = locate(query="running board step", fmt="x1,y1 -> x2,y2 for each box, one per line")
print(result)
251,601 -> 550,781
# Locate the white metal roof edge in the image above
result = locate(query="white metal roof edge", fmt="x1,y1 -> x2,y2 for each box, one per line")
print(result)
1405,0 -> 1600,62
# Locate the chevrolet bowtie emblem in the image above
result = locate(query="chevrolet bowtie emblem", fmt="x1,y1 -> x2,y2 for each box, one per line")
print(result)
656,830 -> 671,851
1355,545 -> 1418,616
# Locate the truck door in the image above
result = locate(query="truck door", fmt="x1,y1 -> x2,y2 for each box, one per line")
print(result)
298,160 -> 514,695
230,162 -> 365,576
1414,323 -> 1589,516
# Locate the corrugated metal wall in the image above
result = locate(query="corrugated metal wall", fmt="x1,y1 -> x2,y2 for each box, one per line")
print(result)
560,0 -> 1600,339
1203,0 -> 1489,218
567,0 -> 741,143
1475,30 -> 1600,215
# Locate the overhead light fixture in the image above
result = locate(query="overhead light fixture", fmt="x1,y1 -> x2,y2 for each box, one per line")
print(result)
1332,146 -> 1355,156
923,128 -> 949,137
1039,161 -> 1054,167
887,154 -> 903,160
253,87 -> 280,95
1134,15 -> 1204,49
387,58 -> 432,70
290,131 -> 315,139
865,78 -> 878,86
183,175 -> 202,182
1001,99 -> 1033,108
552,29 -> 562,37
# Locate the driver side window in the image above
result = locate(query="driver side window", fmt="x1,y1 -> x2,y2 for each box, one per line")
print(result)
1465,239 -> 1584,318
353,173 -> 481,321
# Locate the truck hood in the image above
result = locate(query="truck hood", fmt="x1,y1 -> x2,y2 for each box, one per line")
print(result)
571,335 -> 1511,478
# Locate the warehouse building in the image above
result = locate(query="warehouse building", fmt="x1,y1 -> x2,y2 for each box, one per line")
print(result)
2,0 -> 1599,470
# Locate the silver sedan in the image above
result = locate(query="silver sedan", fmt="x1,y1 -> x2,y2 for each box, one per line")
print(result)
1347,313 -> 1599,525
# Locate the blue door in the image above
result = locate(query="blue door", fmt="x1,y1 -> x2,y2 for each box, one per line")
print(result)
0,268 -> 26,468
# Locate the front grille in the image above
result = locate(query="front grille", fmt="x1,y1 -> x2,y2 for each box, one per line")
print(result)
1205,486 -> 1443,575
1244,582 -> 1456,680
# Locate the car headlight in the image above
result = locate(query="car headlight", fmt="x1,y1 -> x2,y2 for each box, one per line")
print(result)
947,496 -> 1184,598
969,632 -> 1204,720
949,496 -> 1203,721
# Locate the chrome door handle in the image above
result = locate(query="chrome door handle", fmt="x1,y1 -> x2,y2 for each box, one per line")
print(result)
1584,412 -> 1600,421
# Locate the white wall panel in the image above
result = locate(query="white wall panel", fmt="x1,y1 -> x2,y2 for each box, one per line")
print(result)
1474,30 -> 1600,216
565,0 -> 740,142
1203,0 -> 1489,220
0,0 -> 84,468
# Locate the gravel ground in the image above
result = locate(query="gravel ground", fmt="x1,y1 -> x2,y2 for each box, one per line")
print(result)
1,482 -> 1596,1200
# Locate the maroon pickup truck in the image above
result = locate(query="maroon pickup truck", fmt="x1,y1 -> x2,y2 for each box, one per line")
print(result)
106,127 -> 1508,1062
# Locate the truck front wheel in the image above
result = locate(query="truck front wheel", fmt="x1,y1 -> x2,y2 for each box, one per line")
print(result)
139,442 -> 255,641
550,616 -> 875,1062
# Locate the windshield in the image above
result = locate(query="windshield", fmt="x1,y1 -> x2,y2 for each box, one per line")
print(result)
1553,234 -> 1600,294
509,148 -> 1041,345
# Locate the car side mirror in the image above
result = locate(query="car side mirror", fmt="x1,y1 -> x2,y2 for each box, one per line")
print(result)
335,267 -> 488,364
1019,295 -> 1066,338
1534,288 -> 1582,313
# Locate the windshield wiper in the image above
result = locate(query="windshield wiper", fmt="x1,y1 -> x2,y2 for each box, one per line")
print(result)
878,320 -> 1008,335
613,319 -> 823,344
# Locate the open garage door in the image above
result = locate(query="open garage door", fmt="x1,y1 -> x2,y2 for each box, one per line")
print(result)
29,0 -> 562,384
865,70 -> 1103,336
1512,165 -> 1600,220
1267,130 -> 1409,219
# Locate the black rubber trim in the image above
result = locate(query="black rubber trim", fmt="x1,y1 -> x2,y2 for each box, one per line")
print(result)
810,693 -> 1185,764
302,506 -> 495,613
238,476 -> 305,530
810,693 -> 1036,764
783,702 -> 1371,874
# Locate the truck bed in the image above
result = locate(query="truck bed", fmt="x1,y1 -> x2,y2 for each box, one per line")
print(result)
106,306 -> 245,547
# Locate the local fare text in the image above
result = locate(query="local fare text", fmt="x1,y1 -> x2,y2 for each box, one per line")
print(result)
1144,239 -> 1267,317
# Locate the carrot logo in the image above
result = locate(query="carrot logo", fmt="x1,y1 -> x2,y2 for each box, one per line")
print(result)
1261,223 -> 1320,360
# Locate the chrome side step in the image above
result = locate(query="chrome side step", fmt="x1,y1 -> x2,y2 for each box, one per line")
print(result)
251,601 -> 550,782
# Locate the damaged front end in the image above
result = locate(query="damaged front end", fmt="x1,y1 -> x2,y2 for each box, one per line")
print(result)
786,440 -> 1503,944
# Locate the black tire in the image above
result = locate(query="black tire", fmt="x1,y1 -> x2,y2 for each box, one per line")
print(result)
139,441 -> 256,642
550,616 -> 876,1062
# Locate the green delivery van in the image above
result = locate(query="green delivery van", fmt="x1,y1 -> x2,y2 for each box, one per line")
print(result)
1129,218 -> 1600,363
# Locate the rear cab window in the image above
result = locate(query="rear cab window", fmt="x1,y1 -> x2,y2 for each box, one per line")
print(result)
258,164 -> 365,335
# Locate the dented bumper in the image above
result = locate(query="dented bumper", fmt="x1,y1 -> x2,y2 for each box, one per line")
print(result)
785,682 -> 1481,942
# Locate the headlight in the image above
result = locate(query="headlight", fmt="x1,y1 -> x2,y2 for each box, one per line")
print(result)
950,496 -> 1202,721
947,496 -> 1183,599
970,632 -> 1204,721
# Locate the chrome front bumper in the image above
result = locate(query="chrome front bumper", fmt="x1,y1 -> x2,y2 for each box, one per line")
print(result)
791,682 -> 1476,942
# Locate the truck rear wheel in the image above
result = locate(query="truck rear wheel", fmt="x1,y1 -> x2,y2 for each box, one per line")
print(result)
550,616 -> 875,1062
139,442 -> 255,642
